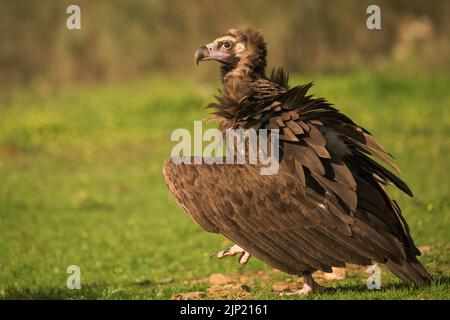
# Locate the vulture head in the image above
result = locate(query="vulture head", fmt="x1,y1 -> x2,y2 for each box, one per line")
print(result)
195,28 -> 267,77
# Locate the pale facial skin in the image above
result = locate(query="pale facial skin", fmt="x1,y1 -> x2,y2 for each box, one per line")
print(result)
195,33 -> 246,65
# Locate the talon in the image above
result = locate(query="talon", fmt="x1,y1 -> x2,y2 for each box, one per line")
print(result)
209,252 -> 219,260
281,272 -> 327,296
216,250 -> 229,259
239,251 -> 251,265
210,244 -> 251,266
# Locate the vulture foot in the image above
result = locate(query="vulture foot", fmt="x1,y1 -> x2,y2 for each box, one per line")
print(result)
211,244 -> 251,266
299,273 -> 328,294
282,273 -> 328,295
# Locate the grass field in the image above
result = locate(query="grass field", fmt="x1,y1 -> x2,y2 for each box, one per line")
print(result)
0,72 -> 449,299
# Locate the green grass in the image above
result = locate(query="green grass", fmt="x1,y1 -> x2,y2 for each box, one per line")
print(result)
0,72 -> 449,299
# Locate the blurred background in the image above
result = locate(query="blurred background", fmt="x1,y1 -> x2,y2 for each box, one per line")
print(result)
1,0 -> 449,87
0,1 -> 449,299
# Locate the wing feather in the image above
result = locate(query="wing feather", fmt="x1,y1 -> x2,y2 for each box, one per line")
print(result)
163,82 -> 423,281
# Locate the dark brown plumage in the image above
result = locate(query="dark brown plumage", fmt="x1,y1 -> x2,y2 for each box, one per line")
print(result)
163,28 -> 431,290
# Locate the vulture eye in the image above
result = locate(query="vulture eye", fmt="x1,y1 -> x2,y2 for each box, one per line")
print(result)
222,41 -> 232,50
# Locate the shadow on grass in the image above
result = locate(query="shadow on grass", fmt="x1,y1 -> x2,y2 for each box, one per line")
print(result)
326,273 -> 450,295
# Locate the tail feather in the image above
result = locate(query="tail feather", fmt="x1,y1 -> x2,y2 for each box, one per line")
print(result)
385,259 -> 432,286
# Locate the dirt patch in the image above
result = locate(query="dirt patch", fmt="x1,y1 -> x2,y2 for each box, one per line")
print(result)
171,291 -> 207,300
170,266 -> 366,299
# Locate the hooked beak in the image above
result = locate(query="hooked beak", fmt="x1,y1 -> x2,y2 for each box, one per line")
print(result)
195,45 -> 210,65
195,43 -> 228,65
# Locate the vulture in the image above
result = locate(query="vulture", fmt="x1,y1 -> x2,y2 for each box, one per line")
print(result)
163,28 -> 432,293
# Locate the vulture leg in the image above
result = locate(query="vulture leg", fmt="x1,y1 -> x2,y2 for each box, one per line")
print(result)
282,273 -> 327,295
211,244 -> 252,266
299,272 -> 327,294
281,273 -> 327,296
